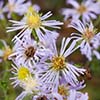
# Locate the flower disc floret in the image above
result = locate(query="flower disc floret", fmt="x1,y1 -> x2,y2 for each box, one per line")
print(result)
18,67 -> 30,80
3,47 -> 12,60
77,4 -> 87,14
83,28 -> 95,42
58,85 -> 69,97
52,56 -> 66,71
26,7 -> 41,29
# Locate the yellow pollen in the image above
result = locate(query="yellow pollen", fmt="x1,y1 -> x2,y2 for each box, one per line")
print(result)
3,47 -> 12,60
83,28 -> 94,42
58,85 -> 69,96
77,4 -> 87,14
52,56 -> 65,71
18,67 -> 30,80
28,6 -> 36,14
26,7 -> 41,29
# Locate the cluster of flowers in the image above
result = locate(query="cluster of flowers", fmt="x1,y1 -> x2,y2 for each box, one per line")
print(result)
0,0 -> 100,100
62,0 -> 100,61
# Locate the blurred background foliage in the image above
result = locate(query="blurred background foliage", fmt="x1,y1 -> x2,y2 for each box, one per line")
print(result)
0,0 -> 100,100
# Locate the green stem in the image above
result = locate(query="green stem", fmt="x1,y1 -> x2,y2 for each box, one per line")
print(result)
94,15 -> 100,27
32,30 -> 39,42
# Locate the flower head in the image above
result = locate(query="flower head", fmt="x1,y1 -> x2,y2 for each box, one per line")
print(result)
52,81 -> 87,100
37,38 -> 85,91
69,20 -> 100,61
10,63 -> 41,100
62,0 -> 100,22
0,40 -> 12,61
7,7 -> 63,41
9,35 -> 51,68
3,0 -> 31,18
38,81 -> 87,100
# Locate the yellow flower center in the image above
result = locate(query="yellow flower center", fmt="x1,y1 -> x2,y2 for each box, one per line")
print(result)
58,85 -> 69,97
52,56 -> 66,71
3,47 -> 12,60
26,7 -> 41,29
18,67 -> 30,80
77,4 -> 87,14
18,66 -> 39,93
83,28 -> 94,42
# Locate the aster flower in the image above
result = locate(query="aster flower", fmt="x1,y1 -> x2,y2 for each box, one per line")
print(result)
37,37 -> 85,91
50,77 -> 86,100
35,81 -> 87,100
10,62 -> 56,100
9,35 -> 52,68
7,7 -> 63,41
0,1 -> 5,20
0,40 -> 12,61
51,81 -> 88,100
10,63 -> 41,100
69,20 -> 100,61
62,0 -> 100,22
3,0 -> 31,18
57,84 -> 88,100
49,90 -> 88,100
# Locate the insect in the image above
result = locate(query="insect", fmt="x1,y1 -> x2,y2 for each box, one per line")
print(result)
85,67 -> 92,80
